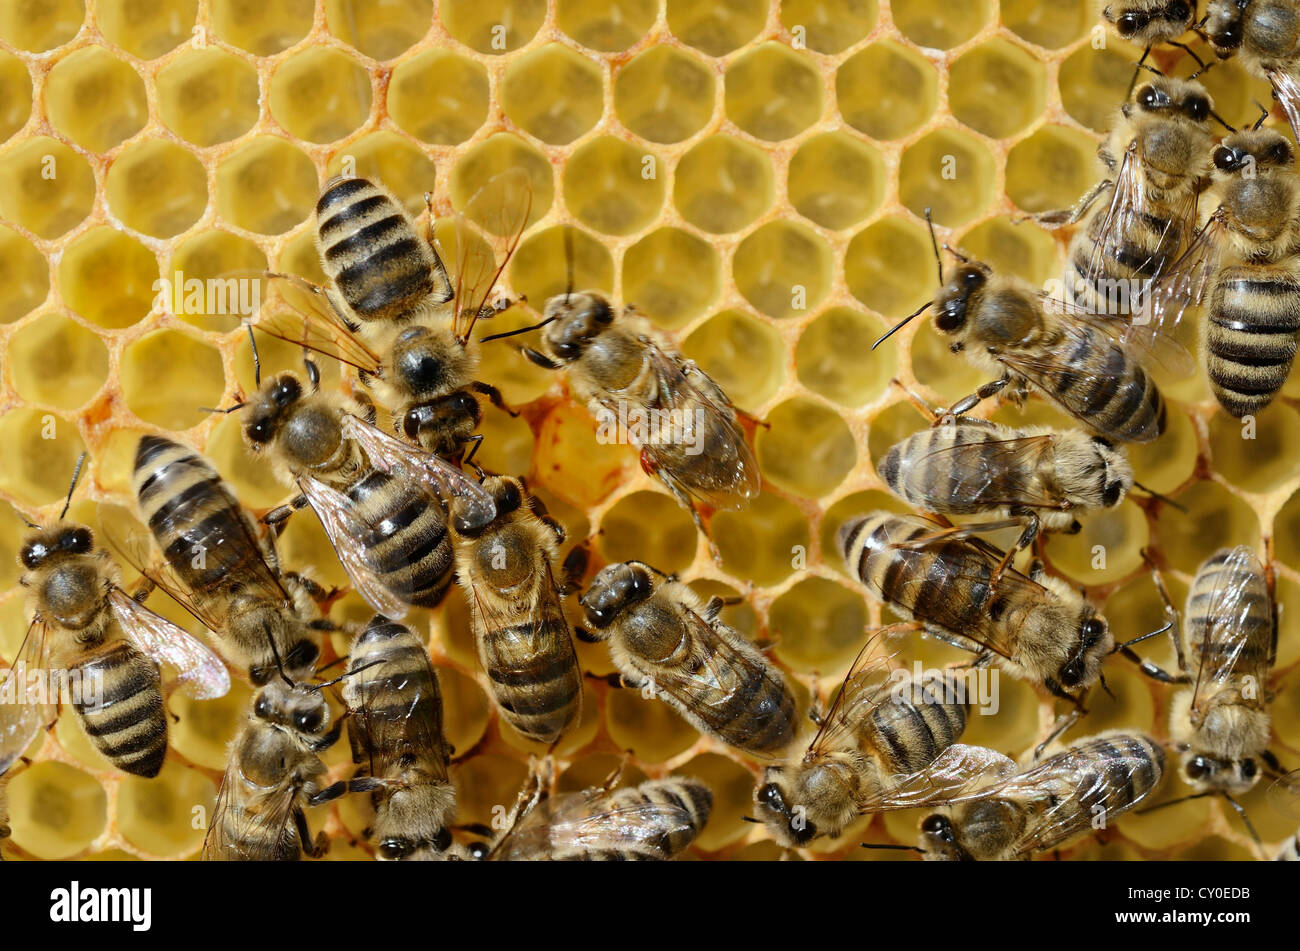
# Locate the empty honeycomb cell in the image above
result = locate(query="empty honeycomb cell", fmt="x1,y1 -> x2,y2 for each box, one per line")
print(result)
0,0 -> 83,52
556,754 -> 647,793
622,228 -> 719,330
795,307 -> 895,408
673,135 -> 773,234
1191,59 -> 1273,132
1273,675 -> 1300,750
778,0 -> 876,54
732,220 -> 832,320
1274,576 -> 1300,668
470,407 -> 534,476
500,681 -> 600,756
605,688 -> 701,762
957,674 -> 1040,754
1156,481 -> 1260,574
756,397 -> 856,499
449,134 -> 553,232
0,408 -> 87,507
105,140 -> 208,239
117,763 -> 214,858
441,0 -> 544,54
450,754 -> 529,828
949,39 -> 1046,140
682,308 -> 784,410
7,761 -> 104,860
0,225 -> 49,323
210,0 -> 314,56
532,402 -> 634,510
45,46 -> 147,153
0,506 -> 26,589
275,227 -> 329,285
908,322 -> 988,404
1174,836 -> 1256,861
169,681 -> 254,771
205,414 -> 289,508
956,215 -> 1057,287
711,492 -> 810,587
1005,126 -> 1099,216
844,216 -> 934,319
121,330 -> 225,430
557,0 -> 655,52
788,132 -> 885,232
1043,500 -> 1149,586
0,137 -> 95,239
1058,45 -> 1136,133
1127,408 -> 1196,494
167,230 -> 267,332
819,489 -> 911,577
564,136 -> 665,236
0,50 -> 32,141
688,579 -> 758,639
671,753 -> 754,851
666,0 -> 764,57
891,0 -> 992,49
8,312 -> 108,409
269,47 -> 372,143
388,50 -> 488,146
502,44 -> 603,146
98,0 -> 197,59
836,41 -> 937,141
1272,489 -> 1300,569
58,227 -> 158,329
865,400 -> 928,472
326,132 -> 437,216
724,42 -> 823,142
156,48 -> 260,148
599,490 -> 699,574
1080,664 -> 1156,735
216,137 -> 318,234
0,594 -> 28,661
768,576 -> 866,675
55,715 -> 113,773
436,666 -> 492,758
1208,404 -> 1300,494
898,129 -> 996,228
613,46 -> 714,144
507,224 -> 612,309
277,506 -> 352,590
1000,0 -> 1089,48
473,314 -> 557,406
325,0 -> 431,59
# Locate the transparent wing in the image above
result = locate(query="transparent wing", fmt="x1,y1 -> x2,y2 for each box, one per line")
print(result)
348,651 -> 448,783
341,413 -> 495,524
256,272 -> 383,376
1136,209 -> 1226,349
1265,769 -> 1300,822
911,431 -> 1065,510
495,789 -> 694,859
449,167 -> 532,343
1270,70 -> 1300,147
855,743 -> 1018,812
106,587 -> 230,700
1188,546 -> 1272,720
299,475 -> 411,620
202,763 -> 300,861
0,618 -> 55,775
806,632 -> 901,758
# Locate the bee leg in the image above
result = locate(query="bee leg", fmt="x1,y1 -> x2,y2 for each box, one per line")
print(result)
890,378 -> 944,423
1033,708 -> 1082,760
941,376 -> 1011,421
560,546 -> 590,594
573,626 -> 603,644
423,192 -> 455,304
1140,548 -> 1187,676
297,812 -> 331,859
991,514 -> 1039,591
701,594 -> 744,622
1021,178 -> 1112,228
264,494 -> 310,537
1027,558 -> 1047,583
469,380 -> 519,418
521,347 -> 563,371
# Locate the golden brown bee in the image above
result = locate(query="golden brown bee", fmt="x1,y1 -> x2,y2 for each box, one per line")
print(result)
3,460 -> 229,779
132,434 -> 324,684
449,476 -> 583,745
915,731 -> 1166,860
579,561 -> 798,758
490,771 -> 713,861
754,635 -> 972,847
342,616 -> 456,860
1103,0 -> 1197,51
488,291 -> 760,540
1205,0 -> 1300,138
838,511 -> 1114,706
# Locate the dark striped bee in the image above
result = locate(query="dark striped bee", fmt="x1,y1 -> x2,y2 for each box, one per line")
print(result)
1205,0 -> 1300,140
916,732 -> 1166,860
754,633 -> 972,847
1103,0 -> 1197,54
579,561 -> 798,758
132,434 -> 324,684
449,476 -> 583,745
342,616 -> 456,861
3,458 -> 229,779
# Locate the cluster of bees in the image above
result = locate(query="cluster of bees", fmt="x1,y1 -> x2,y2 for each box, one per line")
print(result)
4,0 -> 1300,862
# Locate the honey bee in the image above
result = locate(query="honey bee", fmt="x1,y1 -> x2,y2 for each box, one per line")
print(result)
1103,0 -> 1198,54
838,511 -> 1115,706
1205,0 -> 1300,139
915,731 -> 1167,860
449,476 -> 583,745
204,677 -> 378,861
754,633 -> 972,847
231,337 -> 496,620
489,770 -> 713,861
132,434 -> 324,684
579,561 -> 797,758
259,170 -> 530,462
483,289 -> 760,542
342,616 -> 456,860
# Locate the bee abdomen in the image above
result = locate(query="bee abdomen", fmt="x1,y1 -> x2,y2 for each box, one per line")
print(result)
480,619 -> 581,742
1049,330 -> 1163,443
347,471 -> 453,609
881,426 -> 1017,511
1079,734 -> 1165,817
585,779 -> 712,860
869,671 -> 970,773
316,177 -> 434,324
1206,271 -> 1300,417
74,643 -> 166,778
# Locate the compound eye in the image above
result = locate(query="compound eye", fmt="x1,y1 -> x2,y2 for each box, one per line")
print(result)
757,784 -> 782,808
921,814 -> 954,841
960,267 -> 985,290
1269,141 -> 1293,165
254,694 -> 271,718
65,527 -> 93,553
552,340 -> 579,360
273,377 -> 301,406
378,840 -> 411,860
1213,146 -> 1238,171
1186,757 -> 1211,780
1167,1 -> 1190,21
1241,759 -> 1257,779
498,481 -> 522,513
296,710 -> 323,733
1184,96 -> 1210,121
1082,618 -> 1105,647
1117,11 -> 1145,35
247,418 -> 274,444
432,828 -> 453,852
20,543 -> 45,570
1137,85 -> 1167,110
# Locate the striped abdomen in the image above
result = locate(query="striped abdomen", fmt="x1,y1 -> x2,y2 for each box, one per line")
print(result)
879,423 -> 1032,513
1038,323 -> 1164,443
1205,264 -> 1300,418
865,669 -> 970,775
477,608 -> 581,744
74,642 -> 166,778
1066,202 -> 1181,315
316,177 -> 436,324
566,779 -> 712,861
344,469 -> 453,609
1184,547 -> 1275,689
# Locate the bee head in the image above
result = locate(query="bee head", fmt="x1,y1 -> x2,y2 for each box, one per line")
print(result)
253,680 -> 330,739
1204,0 -> 1246,55
541,291 -> 615,362
754,766 -> 838,848
933,265 -> 988,334
23,525 -> 101,628
1215,129 -> 1294,176
580,561 -> 656,629
1088,435 -> 1134,508
1183,753 -> 1260,795
20,524 -> 93,571
1059,615 -> 1112,689
243,374 -> 303,446
918,813 -> 969,861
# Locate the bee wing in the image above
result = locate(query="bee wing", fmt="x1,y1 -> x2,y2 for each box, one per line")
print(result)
1084,144 -> 1187,290
1270,71 -> 1300,147
855,743 -> 1018,813
1188,546 -> 1272,721
298,475 -> 411,620
340,413 -> 496,524
106,587 -> 231,700
448,167 -> 532,343
496,790 -> 695,859
913,432 -> 1066,509
806,632 -> 902,757
0,618 -> 55,774
1265,769 -> 1300,822
348,653 -> 449,782
1135,207 -> 1226,352
202,763 -> 301,861
257,272 -> 383,376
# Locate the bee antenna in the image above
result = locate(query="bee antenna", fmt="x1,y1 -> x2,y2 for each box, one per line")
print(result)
1253,101 -> 1270,130
740,815 -> 761,824
1221,793 -> 1267,859
1110,619 -> 1173,654
564,225 -> 575,306
310,658 -> 383,692
264,627 -> 295,687
1136,791 -> 1213,816
480,315 -> 557,343
198,402 -> 247,415
1134,61 -> 1166,79
1209,109 -> 1236,134
246,323 -> 261,388
872,300 -> 933,350
859,842 -> 924,853
1132,480 -> 1188,512
1098,672 -> 1116,701
59,452 -> 88,520
924,207 -> 943,284
1172,41 -> 1208,72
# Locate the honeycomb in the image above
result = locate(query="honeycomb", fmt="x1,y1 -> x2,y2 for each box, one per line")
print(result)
0,0 -> 1296,862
